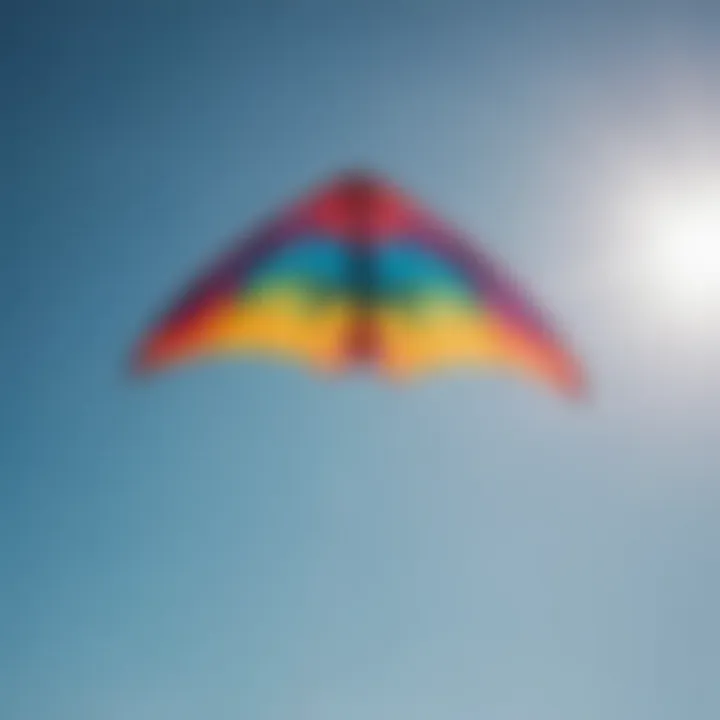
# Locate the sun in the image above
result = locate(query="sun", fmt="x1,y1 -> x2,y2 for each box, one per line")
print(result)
649,193 -> 720,307
626,175 -> 720,322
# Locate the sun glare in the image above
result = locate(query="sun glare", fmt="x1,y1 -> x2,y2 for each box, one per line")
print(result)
629,176 -> 720,320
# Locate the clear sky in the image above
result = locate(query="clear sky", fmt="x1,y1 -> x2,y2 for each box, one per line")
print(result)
2,1 -> 720,718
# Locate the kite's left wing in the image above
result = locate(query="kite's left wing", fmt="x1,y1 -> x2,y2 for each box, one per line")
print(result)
132,182 -> 363,375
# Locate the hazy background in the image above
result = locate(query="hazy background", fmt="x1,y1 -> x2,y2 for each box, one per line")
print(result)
2,1 -> 720,718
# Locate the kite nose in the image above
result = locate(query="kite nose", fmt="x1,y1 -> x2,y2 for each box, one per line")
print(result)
337,167 -> 383,186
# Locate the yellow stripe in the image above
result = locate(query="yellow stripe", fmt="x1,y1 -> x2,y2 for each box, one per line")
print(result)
375,307 -> 574,390
143,293 -> 579,392
148,294 -> 354,371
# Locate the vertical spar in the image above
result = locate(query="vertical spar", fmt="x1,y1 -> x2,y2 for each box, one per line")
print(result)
346,173 -> 379,366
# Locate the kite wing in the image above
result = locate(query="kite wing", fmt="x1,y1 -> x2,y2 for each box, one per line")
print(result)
372,229 -> 584,395
133,171 -> 586,397
132,181 -> 361,375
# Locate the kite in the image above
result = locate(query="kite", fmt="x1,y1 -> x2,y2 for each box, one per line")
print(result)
132,170 -> 586,398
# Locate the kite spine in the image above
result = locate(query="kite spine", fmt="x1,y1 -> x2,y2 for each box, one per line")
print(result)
347,175 -> 378,363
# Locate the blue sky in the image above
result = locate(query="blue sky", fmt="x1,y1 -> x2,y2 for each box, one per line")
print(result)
2,1 -> 720,718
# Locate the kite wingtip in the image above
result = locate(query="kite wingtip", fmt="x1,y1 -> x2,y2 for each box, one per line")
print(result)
127,341 -> 156,379
562,368 -> 590,404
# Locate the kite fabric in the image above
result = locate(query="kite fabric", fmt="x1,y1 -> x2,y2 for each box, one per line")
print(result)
132,170 -> 586,398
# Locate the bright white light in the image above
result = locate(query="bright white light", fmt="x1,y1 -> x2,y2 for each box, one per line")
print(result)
628,176 -> 720,321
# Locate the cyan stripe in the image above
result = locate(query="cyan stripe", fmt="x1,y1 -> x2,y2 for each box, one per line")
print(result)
245,236 -> 350,290
376,241 -> 476,299
241,235 -> 480,308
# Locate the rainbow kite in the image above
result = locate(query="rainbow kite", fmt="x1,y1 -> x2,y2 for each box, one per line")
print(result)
132,171 -> 586,398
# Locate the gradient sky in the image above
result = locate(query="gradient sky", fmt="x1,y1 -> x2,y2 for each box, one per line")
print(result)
3,1 -> 720,718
